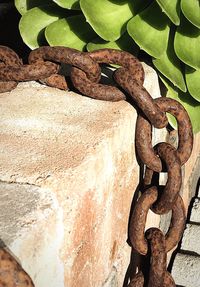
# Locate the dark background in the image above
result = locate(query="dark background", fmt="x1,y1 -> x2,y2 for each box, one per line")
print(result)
0,0 -> 30,60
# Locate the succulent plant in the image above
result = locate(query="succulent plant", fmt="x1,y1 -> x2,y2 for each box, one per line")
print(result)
14,0 -> 200,133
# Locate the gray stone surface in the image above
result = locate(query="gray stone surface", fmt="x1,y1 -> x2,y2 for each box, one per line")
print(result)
0,181 -> 64,287
190,198 -> 200,223
181,224 -> 200,255
172,253 -> 200,287
103,268 -> 118,287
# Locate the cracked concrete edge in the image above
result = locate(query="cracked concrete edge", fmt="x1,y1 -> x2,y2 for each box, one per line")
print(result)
0,181 -> 65,287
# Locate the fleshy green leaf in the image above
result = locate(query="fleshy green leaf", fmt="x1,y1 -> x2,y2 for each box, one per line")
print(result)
156,0 -> 181,25
45,15 -> 96,51
80,0 -> 137,41
87,32 -> 139,55
52,0 -> 80,10
153,30 -> 186,92
14,0 -> 51,15
185,66 -> 200,102
161,76 -> 200,134
19,4 -> 66,49
127,1 -> 170,58
174,15 -> 200,69
181,0 -> 200,28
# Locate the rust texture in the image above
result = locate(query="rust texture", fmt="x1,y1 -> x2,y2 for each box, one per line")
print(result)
88,48 -> 144,85
146,142 -> 182,214
72,48 -> 145,102
163,271 -> 176,287
165,195 -> 186,252
0,45 -> 22,67
129,187 -> 186,255
0,46 -> 22,92
128,272 -> 144,287
29,46 -> 101,83
0,249 -> 34,287
71,66 -> 126,101
129,187 -> 158,255
136,115 -> 162,172
135,97 -> 193,171
145,228 -> 166,287
0,62 -> 59,82
114,67 -> 168,128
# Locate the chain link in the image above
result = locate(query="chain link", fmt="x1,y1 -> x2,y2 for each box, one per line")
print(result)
0,45 -> 193,287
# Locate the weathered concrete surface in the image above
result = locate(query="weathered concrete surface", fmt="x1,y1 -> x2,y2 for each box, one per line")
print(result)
0,63 -> 199,287
0,182 -> 64,286
0,63 -> 163,287
190,198 -> 200,222
172,253 -> 200,287
181,224 -> 200,255
181,132 -> 200,211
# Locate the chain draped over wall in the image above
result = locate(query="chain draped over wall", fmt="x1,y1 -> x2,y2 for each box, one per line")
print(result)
0,46 -> 193,287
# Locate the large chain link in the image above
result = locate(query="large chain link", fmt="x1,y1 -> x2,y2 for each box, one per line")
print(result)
0,46 -> 193,287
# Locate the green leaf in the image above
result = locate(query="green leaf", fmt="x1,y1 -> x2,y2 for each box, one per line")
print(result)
52,0 -> 80,10
87,32 -> 139,55
45,15 -> 96,51
19,4 -> 66,49
181,0 -> 200,28
174,15 -> 200,69
127,1 -> 170,58
161,76 -> 200,134
185,66 -> 200,102
156,0 -> 181,25
14,0 -> 51,15
80,0 -> 137,41
153,29 -> 186,92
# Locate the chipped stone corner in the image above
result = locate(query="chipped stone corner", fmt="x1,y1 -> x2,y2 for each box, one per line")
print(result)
0,181 -> 65,287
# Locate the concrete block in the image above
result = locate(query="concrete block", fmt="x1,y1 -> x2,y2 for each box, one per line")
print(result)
172,253 -> 200,287
190,198 -> 200,223
181,224 -> 200,255
0,80 -> 141,287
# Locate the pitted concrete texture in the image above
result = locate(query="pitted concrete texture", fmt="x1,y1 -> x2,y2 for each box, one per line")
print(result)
0,181 -> 64,287
0,81 -> 138,287
171,253 -> 200,287
181,224 -> 200,255
171,186 -> 200,286
191,198 -> 200,222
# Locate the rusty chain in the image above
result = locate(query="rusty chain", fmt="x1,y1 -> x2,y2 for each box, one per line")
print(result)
0,45 -> 193,287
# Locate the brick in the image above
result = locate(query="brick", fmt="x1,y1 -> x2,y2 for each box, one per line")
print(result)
172,253 -> 200,287
190,198 -> 200,223
181,224 -> 200,255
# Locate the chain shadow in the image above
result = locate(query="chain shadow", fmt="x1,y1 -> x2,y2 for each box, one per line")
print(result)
0,238 -> 6,248
122,155 -> 145,286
